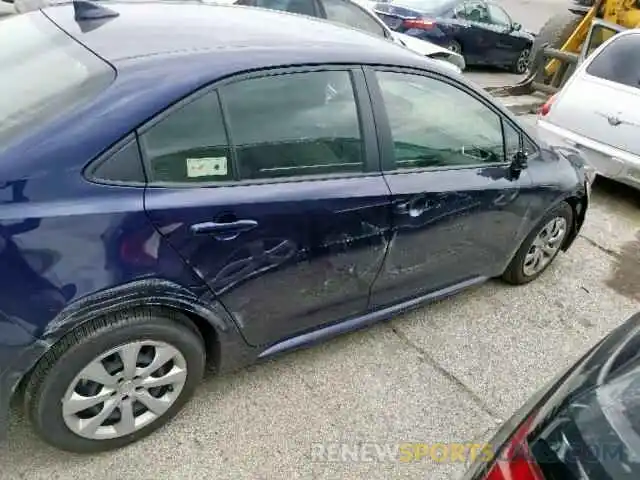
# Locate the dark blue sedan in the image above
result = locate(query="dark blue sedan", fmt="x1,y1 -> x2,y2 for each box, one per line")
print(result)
373,0 -> 535,73
0,0 -> 590,453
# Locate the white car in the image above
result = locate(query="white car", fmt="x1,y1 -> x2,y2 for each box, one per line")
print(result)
537,24 -> 640,190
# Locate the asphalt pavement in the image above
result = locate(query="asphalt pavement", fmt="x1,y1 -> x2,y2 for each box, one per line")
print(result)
2,1 -> 640,479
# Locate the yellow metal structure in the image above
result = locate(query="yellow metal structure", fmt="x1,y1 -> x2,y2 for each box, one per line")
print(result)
545,0 -> 640,76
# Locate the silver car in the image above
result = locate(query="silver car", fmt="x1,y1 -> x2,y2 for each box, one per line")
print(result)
537,23 -> 640,190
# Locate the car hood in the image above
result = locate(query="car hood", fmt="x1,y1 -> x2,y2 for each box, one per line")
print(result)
392,31 -> 465,70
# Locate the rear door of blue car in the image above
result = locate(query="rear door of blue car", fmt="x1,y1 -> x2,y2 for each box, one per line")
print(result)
140,66 -> 392,348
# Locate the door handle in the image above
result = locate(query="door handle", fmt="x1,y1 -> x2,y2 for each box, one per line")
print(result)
190,219 -> 258,240
394,197 -> 432,218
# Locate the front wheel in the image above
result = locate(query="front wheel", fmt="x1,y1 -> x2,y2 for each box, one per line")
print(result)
24,308 -> 206,453
502,202 -> 573,285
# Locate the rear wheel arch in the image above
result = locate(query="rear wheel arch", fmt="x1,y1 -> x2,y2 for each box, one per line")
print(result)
23,308 -> 208,452
31,280 -> 239,377
12,301 -> 224,409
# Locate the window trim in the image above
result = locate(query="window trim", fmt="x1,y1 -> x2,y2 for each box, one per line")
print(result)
83,133 -> 147,187
361,65 -> 539,174
137,64 -> 381,188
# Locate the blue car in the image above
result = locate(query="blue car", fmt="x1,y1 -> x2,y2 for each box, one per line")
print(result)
373,0 -> 535,73
0,0 -> 590,453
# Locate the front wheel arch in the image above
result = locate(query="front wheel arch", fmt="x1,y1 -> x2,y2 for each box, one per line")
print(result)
562,191 -> 589,251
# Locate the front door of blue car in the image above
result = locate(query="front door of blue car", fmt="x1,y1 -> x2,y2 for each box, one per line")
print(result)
141,67 -> 391,347
363,67 -> 534,308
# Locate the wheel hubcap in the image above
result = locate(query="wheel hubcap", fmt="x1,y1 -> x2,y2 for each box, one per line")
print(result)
448,42 -> 461,54
62,341 -> 187,440
517,49 -> 530,73
523,217 -> 567,277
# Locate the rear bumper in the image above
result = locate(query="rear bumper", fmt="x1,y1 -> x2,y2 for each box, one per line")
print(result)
537,118 -> 640,190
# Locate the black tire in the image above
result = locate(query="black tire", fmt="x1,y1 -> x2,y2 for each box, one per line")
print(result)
502,202 -> 574,285
24,308 -> 206,453
529,12 -> 582,80
511,47 -> 531,74
447,40 -> 463,56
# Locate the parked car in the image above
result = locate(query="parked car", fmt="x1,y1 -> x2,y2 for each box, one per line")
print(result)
234,0 -> 466,71
0,0 -> 591,453
463,310 -> 640,480
537,26 -> 640,191
373,0 -> 534,73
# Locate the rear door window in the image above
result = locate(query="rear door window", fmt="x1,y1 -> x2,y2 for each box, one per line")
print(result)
139,69 -> 366,184
586,33 -> 640,89
140,91 -> 232,183
221,70 -> 365,180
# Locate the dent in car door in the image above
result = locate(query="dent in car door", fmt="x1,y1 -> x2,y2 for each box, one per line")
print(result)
364,68 -> 533,308
142,68 -> 391,347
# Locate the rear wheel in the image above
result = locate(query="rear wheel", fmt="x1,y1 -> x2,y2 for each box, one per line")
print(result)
502,202 -> 573,285
447,39 -> 462,55
24,308 -> 206,453
529,12 -> 583,81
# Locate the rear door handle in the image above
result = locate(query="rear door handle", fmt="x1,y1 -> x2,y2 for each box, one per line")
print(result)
190,219 -> 258,240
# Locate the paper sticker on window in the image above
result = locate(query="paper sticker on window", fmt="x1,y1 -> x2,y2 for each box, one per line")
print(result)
186,157 -> 228,178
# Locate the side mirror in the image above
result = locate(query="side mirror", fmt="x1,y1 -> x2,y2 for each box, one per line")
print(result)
509,150 -> 528,178
512,22 -> 522,31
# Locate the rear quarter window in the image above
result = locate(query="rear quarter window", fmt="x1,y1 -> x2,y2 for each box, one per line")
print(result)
586,33 -> 640,89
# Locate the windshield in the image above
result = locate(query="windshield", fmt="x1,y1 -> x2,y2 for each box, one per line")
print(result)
0,12 -> 115,149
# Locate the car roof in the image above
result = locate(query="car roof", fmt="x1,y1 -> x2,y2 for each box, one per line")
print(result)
44,1 -> 415,66
3,1 -> 468,178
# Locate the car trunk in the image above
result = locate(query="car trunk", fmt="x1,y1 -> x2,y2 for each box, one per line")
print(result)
549,75 -> 640,158
373,3 -> 426,30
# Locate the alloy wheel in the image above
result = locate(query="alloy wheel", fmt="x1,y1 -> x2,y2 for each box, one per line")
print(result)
522,216 -> 567,277
516,49 -> 530,74
62,341 -> 188,440
448,41 -> 462,54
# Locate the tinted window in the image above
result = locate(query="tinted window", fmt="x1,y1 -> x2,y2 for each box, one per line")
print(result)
586,34 -> 640,89
221,70 -> 364,180
88,137 -> 146,184
322,0 -> 387,36
376,71 -> 506,168
140,91 -> 232,183
0,12 -> 114,151
532,366 -> 640,480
